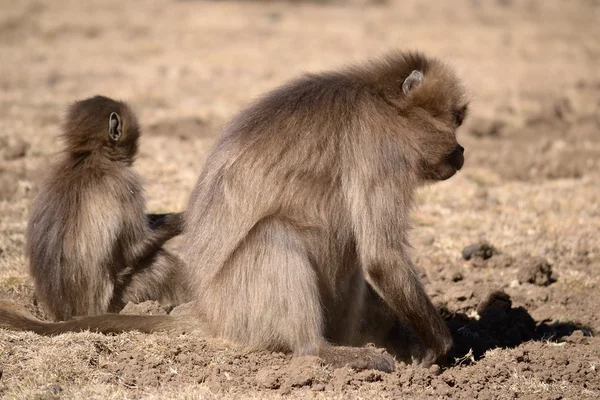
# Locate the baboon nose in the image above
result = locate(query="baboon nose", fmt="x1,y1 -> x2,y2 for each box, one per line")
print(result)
448,146 -> 465,171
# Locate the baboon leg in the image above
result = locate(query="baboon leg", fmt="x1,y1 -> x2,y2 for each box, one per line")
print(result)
112,250 -> 187,311
324,265 -> 365,346
203,217 -> 324,355
318,345 -> 395,372
319,274 -> 395,372
201,217 -> 394,371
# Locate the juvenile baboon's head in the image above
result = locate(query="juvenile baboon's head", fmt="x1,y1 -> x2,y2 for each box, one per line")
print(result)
368,52 -> 469,182
62,95 -> 140,164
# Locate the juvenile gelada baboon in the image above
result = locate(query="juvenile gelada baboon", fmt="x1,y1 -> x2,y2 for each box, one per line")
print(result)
0,52 -> 468,372
24,96 -> 187,321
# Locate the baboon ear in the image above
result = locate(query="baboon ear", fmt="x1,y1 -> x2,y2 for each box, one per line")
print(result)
108,112 -> 122,142
402,70 -> 423,95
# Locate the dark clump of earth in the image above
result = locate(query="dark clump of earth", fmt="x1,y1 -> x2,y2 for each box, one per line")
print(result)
443,290 -> 536,362
516,256 -> 557,286
461,241 -> 498,261
442,290 -> 584,364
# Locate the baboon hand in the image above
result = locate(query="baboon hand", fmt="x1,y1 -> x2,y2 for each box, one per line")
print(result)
412,318 -> 453,367
163,212 -> 185,235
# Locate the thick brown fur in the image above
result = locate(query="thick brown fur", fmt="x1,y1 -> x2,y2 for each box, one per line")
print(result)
182,51 -> 468,370
24,96 -> 187,321
0,53 -> 468,372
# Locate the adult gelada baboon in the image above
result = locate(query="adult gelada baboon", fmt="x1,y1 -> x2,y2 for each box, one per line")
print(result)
25,96 -> 187,321
0,52 -> 468,372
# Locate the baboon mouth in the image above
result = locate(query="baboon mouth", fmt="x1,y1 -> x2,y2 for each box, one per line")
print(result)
438,167 -> 458,181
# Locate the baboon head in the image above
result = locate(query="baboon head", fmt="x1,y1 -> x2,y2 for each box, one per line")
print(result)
62,95 -> 140,163
372,52 -> 469,182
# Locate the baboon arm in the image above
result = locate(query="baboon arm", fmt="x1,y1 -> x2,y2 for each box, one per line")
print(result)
115,250 -> 187,309
351,194 -> 451,359
147,213 -> 170,230
131,212 -> 184,263
343,138 -> 451,362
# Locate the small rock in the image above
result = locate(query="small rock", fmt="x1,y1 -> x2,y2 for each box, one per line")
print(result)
255,368 -> 281,389
462,241 -> 498,261
429,364 -> 441,376
564,330 -> 590,345
477,290 -> 512,314
517,257 -> 556,286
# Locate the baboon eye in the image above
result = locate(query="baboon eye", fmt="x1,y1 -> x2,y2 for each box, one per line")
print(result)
454,107 -> 466,126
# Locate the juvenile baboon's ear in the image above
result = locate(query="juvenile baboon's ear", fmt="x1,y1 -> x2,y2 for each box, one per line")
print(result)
108,112 -> 122,142
402,70 -> 423,95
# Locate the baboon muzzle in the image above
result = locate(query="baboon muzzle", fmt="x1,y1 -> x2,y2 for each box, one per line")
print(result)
448,144 -> 465,170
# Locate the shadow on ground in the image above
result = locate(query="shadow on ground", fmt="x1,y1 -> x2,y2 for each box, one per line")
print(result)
362,287 -> 592,367
442,290 -> 591,365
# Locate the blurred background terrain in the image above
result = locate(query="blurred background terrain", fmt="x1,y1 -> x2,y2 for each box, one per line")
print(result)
0,0 -> 599,398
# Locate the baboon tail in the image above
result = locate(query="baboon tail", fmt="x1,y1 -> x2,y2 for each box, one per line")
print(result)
0,302 -> 196,336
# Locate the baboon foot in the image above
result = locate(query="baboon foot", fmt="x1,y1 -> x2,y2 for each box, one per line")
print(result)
318,345 -> 395,372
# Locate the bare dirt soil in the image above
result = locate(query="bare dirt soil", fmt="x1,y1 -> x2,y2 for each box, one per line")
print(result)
1,0 -> 599,398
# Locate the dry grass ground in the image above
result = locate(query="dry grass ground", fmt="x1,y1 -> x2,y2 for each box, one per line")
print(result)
0,0 -> 599,398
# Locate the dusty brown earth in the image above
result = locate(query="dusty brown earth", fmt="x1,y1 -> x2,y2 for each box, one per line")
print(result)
1,0 -> 599,398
